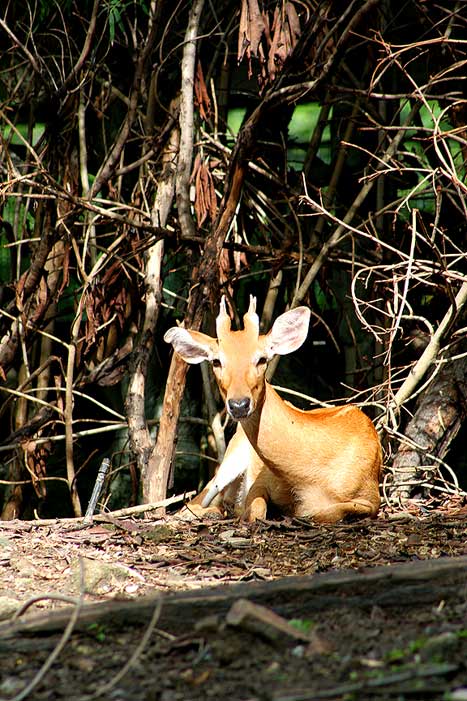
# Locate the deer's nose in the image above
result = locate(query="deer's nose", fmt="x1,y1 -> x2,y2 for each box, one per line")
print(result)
227,397 -> 252,419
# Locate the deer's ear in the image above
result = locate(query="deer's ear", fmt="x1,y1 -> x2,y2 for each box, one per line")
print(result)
265,307 -> 311,358
164,328 -> 217,364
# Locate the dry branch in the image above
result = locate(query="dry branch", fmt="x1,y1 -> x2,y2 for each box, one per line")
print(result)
7,587 -> 84,701
89,8 -> 159,199
390,282 -> 467,411
176,0 -> 205,241
226,598 -> 313,642
298,100 -> 422,305
142,0 -> 205,505
126,115 -> 180,505
3,491 -> 196,527
65,309 -> 83,517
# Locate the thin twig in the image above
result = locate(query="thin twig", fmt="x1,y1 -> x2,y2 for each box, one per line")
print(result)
12,491 -> 197,527
89,598 -> 163,699
5,568 -> 85,701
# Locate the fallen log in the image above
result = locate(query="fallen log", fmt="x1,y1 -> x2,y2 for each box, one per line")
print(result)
1,554 -> 467,639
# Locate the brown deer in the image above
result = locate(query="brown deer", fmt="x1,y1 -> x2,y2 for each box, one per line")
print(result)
164,296 -> 382,523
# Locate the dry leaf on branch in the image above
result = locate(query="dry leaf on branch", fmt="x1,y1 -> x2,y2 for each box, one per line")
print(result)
82,263 -> 130,357
194,60 -> 211,121
22,439 -> 50,499
268,1 -> 301,81
286,0 -> 301,45
237,0 -> 302,86
238,0 -> 267,78
219,238 -> 248,300
191,154 -> 218,226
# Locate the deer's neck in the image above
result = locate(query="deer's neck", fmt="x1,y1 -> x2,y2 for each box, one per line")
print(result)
240,382 -> 292,458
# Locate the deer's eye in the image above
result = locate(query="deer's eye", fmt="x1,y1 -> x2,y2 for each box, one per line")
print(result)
256,356 -> 268,367
212,358 -> 222,369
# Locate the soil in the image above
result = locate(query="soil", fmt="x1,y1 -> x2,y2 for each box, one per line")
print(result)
1,500 -> 467,701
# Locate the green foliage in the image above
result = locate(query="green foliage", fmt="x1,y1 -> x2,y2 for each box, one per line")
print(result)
86,622 -> 107,643
227,108 -> 247,138
397,101 -> 465,217
288,618 -> 315,634
289,103 -> 331,166
2,123 -> 44,146
103,0 -> 129,44
385,637 -> 429,663
36,0 -> 74,25
0,231 -> 12,283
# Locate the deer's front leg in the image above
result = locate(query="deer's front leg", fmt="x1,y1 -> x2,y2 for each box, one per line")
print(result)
242,480 -> 269,521
178,480 -> 225,520
240,465 -> 295,522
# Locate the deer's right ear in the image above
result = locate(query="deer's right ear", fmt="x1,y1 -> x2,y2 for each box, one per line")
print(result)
164,327 -> 217,364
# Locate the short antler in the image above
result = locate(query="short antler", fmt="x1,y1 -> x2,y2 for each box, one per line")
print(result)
243,295 -> 259,337
216,295 -> 232,339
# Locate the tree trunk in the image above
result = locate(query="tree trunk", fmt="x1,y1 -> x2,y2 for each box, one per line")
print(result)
390,346 -> 467,502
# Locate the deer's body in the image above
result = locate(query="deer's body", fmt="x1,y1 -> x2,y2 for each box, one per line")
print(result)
164,297 -> 382,523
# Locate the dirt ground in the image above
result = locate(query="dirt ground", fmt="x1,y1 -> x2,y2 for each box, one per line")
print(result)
1,499 -> 467,701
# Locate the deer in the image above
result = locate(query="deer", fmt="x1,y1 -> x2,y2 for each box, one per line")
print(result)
164,296 -> 382,523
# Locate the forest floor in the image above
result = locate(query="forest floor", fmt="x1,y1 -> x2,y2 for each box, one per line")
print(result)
0,499 -> 467,700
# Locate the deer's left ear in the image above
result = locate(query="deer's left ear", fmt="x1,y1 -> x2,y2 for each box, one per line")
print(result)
264,307 -> 311,358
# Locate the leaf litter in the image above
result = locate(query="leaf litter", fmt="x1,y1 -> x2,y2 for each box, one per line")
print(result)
0,500 -> 467,700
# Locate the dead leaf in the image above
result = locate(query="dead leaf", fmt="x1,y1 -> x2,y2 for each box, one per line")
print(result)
22,439 -> 50,499
15,271 -> 28,312
305,632 -> 335,656
286,1 -> 301,48
238,0 -> 302,87
193,158 -> 217,226
194,61 -> 211,121
219,248 -> 231,285
58,242 -> 70,296
246,0 -> 265,57
238,0 -> 267,78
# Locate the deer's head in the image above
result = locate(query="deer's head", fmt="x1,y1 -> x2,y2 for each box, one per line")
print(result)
164,296 -> 310,420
